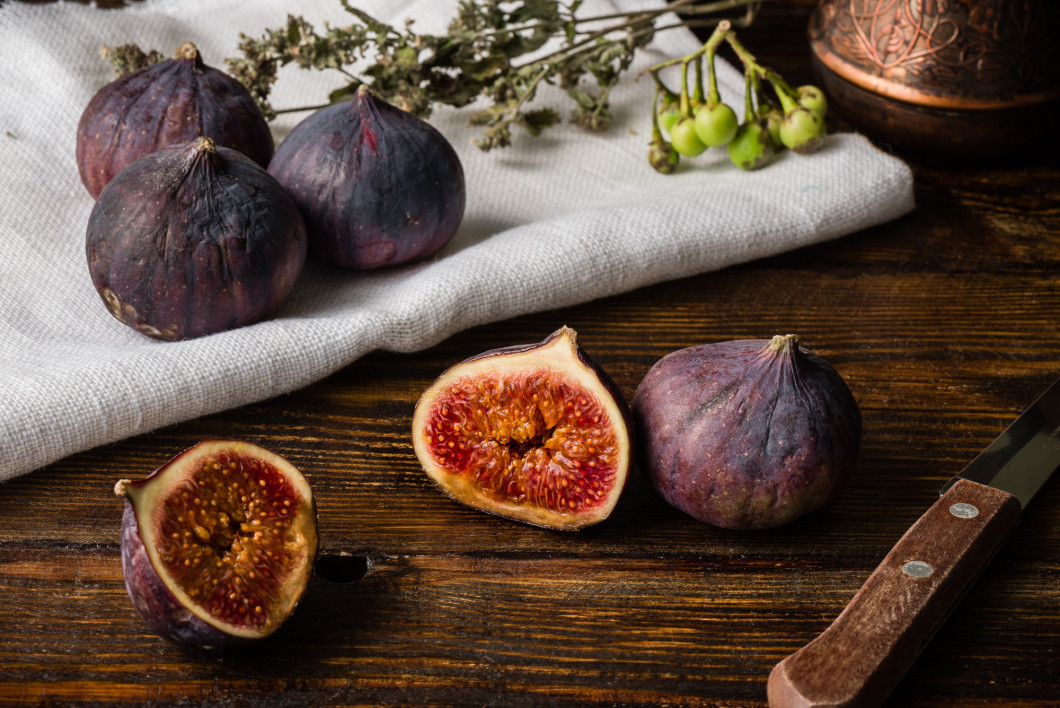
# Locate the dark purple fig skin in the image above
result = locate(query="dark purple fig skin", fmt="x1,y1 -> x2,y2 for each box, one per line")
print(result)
632,335 -> 861,530
77,42 -> 273,198
86,137 -> 306,340
268,85 -> 466,270
119,502 -> 248,650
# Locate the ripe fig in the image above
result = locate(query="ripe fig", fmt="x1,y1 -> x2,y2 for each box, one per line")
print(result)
77,42 -> 273,198
632,335 -> 861,530
411,327 -> 633,531
86,136 -> 306,341
114,440 -> 318,649
268,85 -> 466,270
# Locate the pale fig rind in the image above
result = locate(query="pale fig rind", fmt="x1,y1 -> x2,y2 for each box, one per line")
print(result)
632,335 -> 861,530
268,85 -> 466,270
411,326 -> 633,531
77,42 -> 274,198
115,439 -> 318,649
86,137 -> 306,341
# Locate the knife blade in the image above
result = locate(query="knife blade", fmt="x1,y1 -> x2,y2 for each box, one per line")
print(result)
767,376 -> 1060,708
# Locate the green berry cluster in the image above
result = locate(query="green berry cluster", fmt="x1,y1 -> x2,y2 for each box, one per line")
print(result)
646,20 -> 828,174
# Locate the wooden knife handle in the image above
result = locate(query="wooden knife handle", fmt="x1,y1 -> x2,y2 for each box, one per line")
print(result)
767,479 -> 1022,708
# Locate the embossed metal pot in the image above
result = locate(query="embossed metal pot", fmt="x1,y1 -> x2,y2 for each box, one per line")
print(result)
809,0 -> 1060,158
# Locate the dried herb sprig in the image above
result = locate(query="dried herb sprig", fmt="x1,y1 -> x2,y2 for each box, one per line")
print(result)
222,0 -> 763,150
100,43 -> 163,76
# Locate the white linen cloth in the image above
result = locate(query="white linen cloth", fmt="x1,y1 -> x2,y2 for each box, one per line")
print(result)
0,0 -> 914,481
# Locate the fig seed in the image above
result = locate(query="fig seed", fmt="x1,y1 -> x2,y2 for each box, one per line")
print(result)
411,327 -> 633,531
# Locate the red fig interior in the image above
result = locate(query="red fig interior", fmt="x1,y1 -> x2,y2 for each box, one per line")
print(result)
116,440 -> 318,639
412,328 -> 631,530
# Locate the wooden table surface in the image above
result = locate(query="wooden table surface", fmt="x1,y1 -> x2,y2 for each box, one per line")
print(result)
3,2 -> 1059,706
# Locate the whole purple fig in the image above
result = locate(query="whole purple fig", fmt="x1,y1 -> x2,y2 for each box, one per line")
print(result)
86,137 -> 306,341
632,335 -> 861,530
77,42 -> 273,198
268,85 -> 466,270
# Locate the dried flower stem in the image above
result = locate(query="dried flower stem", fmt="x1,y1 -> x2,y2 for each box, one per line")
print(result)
223,0 -> 764,150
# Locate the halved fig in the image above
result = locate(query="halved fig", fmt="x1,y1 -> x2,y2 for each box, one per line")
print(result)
411,327 -> 633,530
114,440 -> 318,649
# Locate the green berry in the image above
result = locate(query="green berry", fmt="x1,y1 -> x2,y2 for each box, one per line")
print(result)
657,96 -> 681,135
648,138 -> 680,174
727,120 -> 775,171
796,85 -> 828,118
669,116 -> 708,157
779,107 -> 826,154
693,102 -> 739,148
760,107 -> 783,148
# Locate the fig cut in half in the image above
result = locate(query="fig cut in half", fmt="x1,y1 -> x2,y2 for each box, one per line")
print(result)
412,327 -> 633,531
115,440 -> 318,649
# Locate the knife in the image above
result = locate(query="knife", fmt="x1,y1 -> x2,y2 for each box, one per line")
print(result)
767,376 -> 1060,708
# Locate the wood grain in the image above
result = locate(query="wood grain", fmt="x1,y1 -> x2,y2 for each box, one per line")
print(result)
2,2 -> 1060,706
768,480 -> 1023,707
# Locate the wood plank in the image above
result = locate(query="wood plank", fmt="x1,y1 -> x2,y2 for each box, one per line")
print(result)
2,1 -> 1059,704
1,549 -> 1056,705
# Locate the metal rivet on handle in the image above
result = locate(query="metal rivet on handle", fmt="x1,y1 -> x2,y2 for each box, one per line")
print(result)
950,502 -> 980,519
902,560 -> 933,578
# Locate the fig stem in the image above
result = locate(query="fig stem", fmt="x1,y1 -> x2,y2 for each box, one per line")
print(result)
114,479 -> 133,498
174,42 -> 199,61
193,136 -> 218,154
766,333 -> 800,355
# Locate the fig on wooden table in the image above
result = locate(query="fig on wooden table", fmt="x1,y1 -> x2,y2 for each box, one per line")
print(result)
268,85 -> 466,270
77,41 -> 273,198
86,136 -> 306,341
632,334 -> 861,530
115,439 -> 318,650
411,327 -> 633,531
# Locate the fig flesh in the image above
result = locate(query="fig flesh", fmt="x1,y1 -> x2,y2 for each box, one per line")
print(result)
77,42 -> 273,198
411,327 -> 633,531
86,136 -> 306,340
268,85 -> 466,270
115,439 -> 318,649
632,335 -> 861,530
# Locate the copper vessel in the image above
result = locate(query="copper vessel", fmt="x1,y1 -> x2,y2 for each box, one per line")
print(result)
809,0 -> 1060,158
